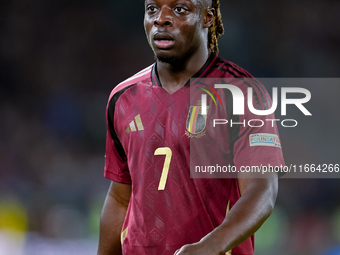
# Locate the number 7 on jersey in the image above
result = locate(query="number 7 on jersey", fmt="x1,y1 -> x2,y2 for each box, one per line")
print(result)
154,147 -> 172,190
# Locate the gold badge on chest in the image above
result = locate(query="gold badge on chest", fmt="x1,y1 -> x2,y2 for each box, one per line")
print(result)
185,100 -> 208,138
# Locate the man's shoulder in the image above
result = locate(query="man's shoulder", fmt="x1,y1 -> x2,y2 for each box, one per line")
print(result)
108,64 -> 153,101
215,56 -> 255,79
216,56 -> 272,110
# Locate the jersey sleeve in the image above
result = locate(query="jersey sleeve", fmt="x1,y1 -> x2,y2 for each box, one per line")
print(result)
104,93 -> 132,184
227,78 -> 285,173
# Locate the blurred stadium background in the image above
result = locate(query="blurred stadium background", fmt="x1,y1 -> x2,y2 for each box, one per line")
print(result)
0,0 -> 340,254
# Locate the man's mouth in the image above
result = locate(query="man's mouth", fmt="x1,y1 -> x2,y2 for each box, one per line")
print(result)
154,39 -> 174,49
153,33 -> 174,49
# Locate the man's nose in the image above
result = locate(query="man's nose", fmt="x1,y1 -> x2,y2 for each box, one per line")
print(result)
154,7 -> 173,27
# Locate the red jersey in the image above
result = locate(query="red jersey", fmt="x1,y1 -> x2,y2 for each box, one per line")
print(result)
104,53 -> 285,255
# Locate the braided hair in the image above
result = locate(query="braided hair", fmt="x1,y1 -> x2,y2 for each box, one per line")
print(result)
207,0 -> 224,55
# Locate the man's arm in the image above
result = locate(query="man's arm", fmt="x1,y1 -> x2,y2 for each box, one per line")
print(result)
97,181 -> 132,255
175,171 -> 278,255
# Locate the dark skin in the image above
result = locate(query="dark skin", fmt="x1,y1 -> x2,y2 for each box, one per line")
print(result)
144,0 -> 214,93
98,0 -> 279,254
97,181 -> 131,255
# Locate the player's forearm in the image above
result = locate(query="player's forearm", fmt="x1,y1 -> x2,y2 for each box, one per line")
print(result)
199,176 -> 278,254
97,195 -> 126,254
97,183 -> 131,255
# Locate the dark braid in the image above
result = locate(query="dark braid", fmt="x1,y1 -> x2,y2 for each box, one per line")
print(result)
208,0 -> 224,55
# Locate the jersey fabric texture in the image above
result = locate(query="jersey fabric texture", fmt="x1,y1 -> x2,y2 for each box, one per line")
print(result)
104,53 -> 285,255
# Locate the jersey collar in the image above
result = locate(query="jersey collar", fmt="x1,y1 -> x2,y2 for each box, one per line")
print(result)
151,53 -> 219,87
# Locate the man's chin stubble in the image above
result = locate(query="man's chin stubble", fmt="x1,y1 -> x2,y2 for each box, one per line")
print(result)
155,54 -> 182,66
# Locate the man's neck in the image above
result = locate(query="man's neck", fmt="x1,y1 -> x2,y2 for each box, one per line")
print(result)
156,47 -> 210,94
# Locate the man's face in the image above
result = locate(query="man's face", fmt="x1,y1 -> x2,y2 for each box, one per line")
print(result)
144,0 -> 206,64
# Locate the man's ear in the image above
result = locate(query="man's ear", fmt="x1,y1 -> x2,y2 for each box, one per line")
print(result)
203,8 -> 215,28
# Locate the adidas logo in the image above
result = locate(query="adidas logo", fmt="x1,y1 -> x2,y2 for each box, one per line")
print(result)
126,114 -> 144,133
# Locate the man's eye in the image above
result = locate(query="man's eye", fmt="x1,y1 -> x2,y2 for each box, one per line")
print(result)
174,7 -> 187,13
147,6 -> 157,12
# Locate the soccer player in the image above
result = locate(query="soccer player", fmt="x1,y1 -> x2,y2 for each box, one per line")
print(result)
98,0 -> 285,254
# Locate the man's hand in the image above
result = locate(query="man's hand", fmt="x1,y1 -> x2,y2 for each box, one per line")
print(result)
174,242 -> 219,255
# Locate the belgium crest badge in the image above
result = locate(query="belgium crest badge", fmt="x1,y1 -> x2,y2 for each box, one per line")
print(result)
185,105 -> 208,138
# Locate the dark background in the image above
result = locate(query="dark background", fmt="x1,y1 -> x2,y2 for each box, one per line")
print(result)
0,0 -> 339,254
